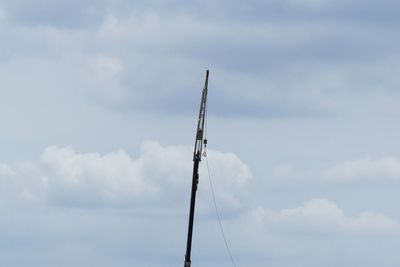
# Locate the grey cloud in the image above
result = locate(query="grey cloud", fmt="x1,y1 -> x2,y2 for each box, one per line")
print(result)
1,0 -> 107,28
2,1 -> 400,117
108,0 -> 400,28
87,10 -> 400,117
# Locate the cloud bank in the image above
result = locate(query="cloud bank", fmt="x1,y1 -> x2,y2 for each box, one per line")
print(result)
323,157 -> 400,182
271,156 -> 400,184
0,141 -> 252,209
251,198 -> 400,235
3,0 -> 400,118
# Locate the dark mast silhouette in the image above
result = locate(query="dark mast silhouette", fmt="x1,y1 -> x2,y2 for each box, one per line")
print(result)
184,70 -> 209,267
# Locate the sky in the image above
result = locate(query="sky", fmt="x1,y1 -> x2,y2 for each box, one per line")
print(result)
1,0 -> 400,266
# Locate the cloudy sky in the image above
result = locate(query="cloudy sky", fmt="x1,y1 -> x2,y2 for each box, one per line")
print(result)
1,0 -> 400,266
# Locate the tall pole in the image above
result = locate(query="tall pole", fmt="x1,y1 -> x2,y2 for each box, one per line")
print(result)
184,70 -> 209,267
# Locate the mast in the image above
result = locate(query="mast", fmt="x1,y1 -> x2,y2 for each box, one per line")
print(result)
184,70 -> 209,267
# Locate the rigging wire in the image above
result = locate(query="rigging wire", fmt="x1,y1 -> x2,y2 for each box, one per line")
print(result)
202,81 -> 237,267
204,154 -> 237,267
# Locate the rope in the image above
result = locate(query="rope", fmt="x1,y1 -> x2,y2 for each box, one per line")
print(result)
204,153 -> 237,267
202,82 -> 236,267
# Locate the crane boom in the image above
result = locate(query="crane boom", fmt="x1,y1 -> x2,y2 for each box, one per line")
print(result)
184,70 -> 209,267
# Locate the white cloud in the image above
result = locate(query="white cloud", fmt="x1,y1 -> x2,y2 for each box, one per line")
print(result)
255,198 -> 400,235
0,141 -> 251,209
0,163 -> 15,176
41,145 -> 158,206
322,156 -> 400,182
81,55 -> 125,105
0,162 -> 45,205
271,156 -> 400,184
201,150 -> 252,209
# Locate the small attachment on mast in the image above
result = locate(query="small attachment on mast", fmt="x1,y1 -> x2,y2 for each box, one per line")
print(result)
193,69 -> 209,161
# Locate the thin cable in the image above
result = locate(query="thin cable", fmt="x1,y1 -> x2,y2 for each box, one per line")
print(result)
204,154 -> 237,267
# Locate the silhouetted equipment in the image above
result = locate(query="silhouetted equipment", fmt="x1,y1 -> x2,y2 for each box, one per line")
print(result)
184,70 -> 209,267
